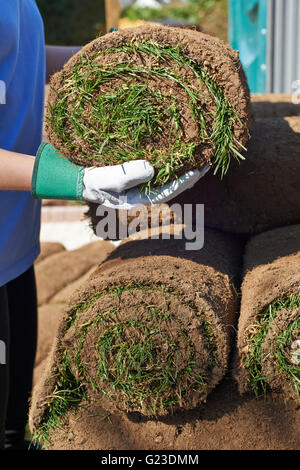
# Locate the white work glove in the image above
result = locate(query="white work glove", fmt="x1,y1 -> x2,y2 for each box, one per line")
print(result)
82,160 -> 210,210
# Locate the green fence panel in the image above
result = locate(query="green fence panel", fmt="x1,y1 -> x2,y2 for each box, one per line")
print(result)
228,0 -> 267,93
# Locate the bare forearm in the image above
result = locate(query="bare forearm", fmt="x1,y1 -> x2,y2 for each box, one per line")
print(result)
46,45 -> 81,83
0,148 -> 34,191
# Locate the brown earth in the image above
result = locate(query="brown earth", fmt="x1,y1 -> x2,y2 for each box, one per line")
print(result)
34,242 -> 68,389
235,224 -> 300,399
50,266 -> 97,304
30,229 -> 244,444
46,23 -> 251,178
34,375 -> 300,450
33,304 -> 66,387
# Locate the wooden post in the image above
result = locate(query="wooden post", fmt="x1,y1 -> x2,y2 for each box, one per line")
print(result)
105,0 -> 121,32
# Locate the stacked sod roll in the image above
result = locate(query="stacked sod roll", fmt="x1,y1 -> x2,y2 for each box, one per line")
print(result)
46,24 -> 251,189
235,225 -> 300,399
172,116 -> 300,234
35,241 -> 114,304
90,115 -> 300,239
30,229 -> 243,447
86,201 -> 181,240
251,93 -> 300,119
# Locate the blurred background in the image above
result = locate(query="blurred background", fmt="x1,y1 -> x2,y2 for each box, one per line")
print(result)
36,0 -> 228,44
37,0 -> 300,95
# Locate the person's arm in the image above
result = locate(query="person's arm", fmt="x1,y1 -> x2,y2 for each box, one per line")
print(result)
46,45 -> 81,83
0,145 -> 155,199
0,143 -> 206,207
0,149 -> 34,191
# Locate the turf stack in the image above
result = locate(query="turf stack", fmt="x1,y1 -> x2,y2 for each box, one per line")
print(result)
30,229 -> 243,447
172,116 -> 300,234
36,242 -> 65,264
36,241 -> 114,304
235,225 -> 300,400
86,201 -> 181,240
90,115 -> 300,239
46,23 -> 251,188
251,93 -> 300,118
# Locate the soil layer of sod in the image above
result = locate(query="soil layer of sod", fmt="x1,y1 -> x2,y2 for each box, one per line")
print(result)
29,228 -> 243,447
46,23 -> 251,189
86,201 -> 182,240
235,224 -> 300,400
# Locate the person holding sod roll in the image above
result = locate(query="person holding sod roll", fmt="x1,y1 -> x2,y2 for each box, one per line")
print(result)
0,0 -> 205,451
2,143 -> 206,208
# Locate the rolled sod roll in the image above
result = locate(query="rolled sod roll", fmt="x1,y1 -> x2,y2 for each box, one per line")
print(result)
251,93 -> 300,119
46,24 -> 251,187
30,229 -> 243,445
235,225 -> 300,399
85,202 -> 181,240
172,116 -> 300,234
35,242 -> 65,264
36,241 -> 114,305
34,304 -> 66,387
50,266 -> 97,304
87,116 -> 300,239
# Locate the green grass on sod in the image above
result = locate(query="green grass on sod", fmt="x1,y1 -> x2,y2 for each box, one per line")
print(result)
48,41 -> 245,191
32,350 -> 86,448
244,294 -> 300,397
274,315 -> 300,394
32,283 -> 218,447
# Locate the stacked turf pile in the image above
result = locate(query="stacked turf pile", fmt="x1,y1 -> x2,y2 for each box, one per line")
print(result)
251,93 -> 300,119
35,241 -> 114,304
173,116 -> 300,234
235,225 -> 300,399
87,115 -> 300,239
46,24 -> 251,188
36,242 -> 65,264
30,229 -> 243,447
92,116 -> 300,239
33,241 -> 115,386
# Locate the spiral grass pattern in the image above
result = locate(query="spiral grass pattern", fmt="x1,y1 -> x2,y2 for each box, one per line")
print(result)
46,25 -> 251,188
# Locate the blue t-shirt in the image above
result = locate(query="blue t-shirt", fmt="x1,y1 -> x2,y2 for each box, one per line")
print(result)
0,0 -> 45,286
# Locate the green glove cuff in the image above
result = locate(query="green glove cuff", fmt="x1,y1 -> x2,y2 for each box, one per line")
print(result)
31,142 -> 84,200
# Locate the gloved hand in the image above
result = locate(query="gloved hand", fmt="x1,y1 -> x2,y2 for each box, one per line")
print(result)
82,163 -> 210,209
31,143 -> 210,207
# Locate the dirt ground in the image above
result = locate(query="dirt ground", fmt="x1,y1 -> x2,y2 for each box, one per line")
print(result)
33,241 -> 300,450
46,372 -> 300,450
